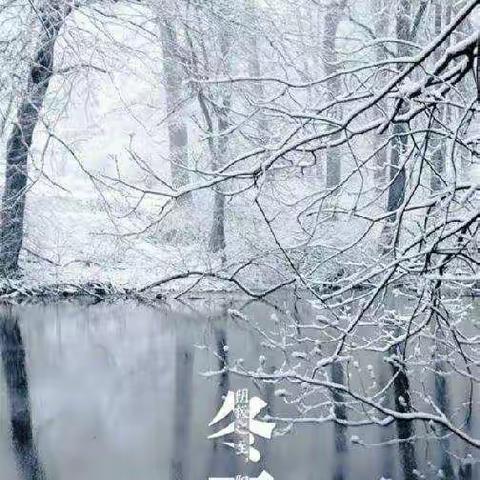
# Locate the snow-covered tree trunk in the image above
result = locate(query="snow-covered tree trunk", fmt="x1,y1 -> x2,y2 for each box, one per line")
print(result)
429,0 -> 448,193
246,0 -> 269,146
208,25 -> 231,257
0,1 -> 70,275
159,16 -> 192,207
372,0 -> 389,192
323,5 -> 349,466
208,111 -> 228,255
385,10 -> 418,478
383,0 -> 410,250
209,178 -> 226,254
322,1 -> 345,192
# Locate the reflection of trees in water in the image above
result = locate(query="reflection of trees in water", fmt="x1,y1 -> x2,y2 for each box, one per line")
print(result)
0,310 -> 45,480
221,293 -> 480,480
331,361 -> 347,480
326,300 -> 348,480
380,297 -> 417,480
432,323 -> 454,479
377,356 -> 395,479
388,345 -> 417,480
207,303 -> 238,478
170,326 -> 194,480
239,297 -> 278,476
259,364 -> 275,472
459,380 -> 474,480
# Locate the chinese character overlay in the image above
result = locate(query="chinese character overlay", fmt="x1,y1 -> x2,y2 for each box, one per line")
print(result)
208,389 -> 275,463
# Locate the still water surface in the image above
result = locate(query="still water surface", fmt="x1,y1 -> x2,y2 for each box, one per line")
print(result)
0,297 -> 478,480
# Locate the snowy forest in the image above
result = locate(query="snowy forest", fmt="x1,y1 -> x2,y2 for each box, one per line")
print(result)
0,0 -> 479,479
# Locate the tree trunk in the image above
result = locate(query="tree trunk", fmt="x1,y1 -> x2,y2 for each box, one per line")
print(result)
246,0 -> 269,146
208,96 -> 229,255
159,17 -> 192,207
323,1 -> 344,191
209,186 -> 226,254
430,1 -> 448,193
208,26 -> 231,258
383,0 -> 410,249
372,0 -> 389,192
0,1 -> 70,275
386,125 -> 407,215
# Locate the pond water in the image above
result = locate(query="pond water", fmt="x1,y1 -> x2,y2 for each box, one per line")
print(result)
0,295 -> 478,480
